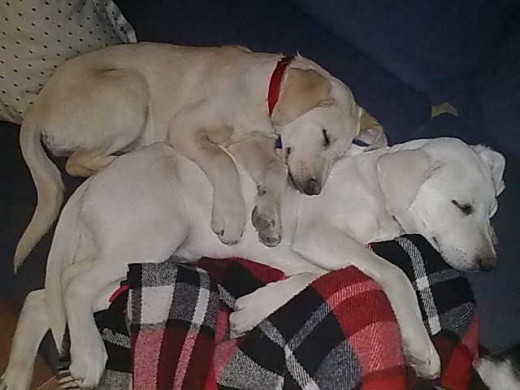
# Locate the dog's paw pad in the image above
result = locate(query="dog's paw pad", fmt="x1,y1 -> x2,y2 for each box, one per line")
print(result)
211,198 -> 246,246
259,231 -> 281,247
252,206 -> 273,230
214,227 -> 243,246
252,205 -> 281,247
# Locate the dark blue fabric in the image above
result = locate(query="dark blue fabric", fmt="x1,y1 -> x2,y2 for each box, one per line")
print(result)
290,0 -> 486,100
474,4 -> 520,158
0,123 -> 83,308
467,155 -> 520,351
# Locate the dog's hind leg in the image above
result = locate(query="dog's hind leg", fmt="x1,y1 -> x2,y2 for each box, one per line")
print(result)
63,258 -> 128,389
63,223 -> 189,389
0,290 -> 50,390
44,68 -> 151,178
62,260 -> 119,314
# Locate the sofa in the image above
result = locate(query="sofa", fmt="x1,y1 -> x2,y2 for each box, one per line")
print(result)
0,0 -> 518,369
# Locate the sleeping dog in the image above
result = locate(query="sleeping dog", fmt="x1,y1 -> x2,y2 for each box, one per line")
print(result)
1,138 -> 504,389
15,43 -> 377,270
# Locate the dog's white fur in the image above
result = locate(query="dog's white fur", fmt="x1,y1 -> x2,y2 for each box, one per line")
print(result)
475,357 -> 520,390
1,138 -> 505,389
15,42 -> 368,268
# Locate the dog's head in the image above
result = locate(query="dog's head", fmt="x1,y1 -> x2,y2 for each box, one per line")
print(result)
377,138 -> 505,271
272,66 -> 382,195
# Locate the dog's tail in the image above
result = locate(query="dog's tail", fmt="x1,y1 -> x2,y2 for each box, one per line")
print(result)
45,181 -> 87,354
14,114 -> 64,271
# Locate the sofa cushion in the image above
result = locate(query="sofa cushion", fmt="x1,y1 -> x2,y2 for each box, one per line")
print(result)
0,0 -> 136,123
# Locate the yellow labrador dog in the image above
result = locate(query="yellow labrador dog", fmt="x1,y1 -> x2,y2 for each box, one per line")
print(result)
15,42 -> 375,269
1,138 -> 504,389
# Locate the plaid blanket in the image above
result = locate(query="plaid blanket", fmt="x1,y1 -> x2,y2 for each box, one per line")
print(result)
57,234 -> 479,390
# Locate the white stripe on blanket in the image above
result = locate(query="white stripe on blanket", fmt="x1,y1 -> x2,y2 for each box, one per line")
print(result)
397,236 -> 441,334
173,268 -> 211,389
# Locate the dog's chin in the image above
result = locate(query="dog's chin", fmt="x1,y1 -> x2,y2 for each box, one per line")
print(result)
429,237 -> 475,271
448,261 -> 480,272
437,248 -> 480,271
287,171 -> 309,194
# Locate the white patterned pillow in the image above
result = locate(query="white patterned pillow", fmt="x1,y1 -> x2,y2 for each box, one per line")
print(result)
0,0 -> 137,123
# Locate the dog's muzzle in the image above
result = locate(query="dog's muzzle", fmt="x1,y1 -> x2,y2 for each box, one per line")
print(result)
287,172 -> 322,196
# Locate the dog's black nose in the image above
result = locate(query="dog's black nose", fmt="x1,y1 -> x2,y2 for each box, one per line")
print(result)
304,178 -> 321,195
478,256 -> 497,271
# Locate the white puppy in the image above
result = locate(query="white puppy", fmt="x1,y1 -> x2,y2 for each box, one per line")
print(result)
1,138 -> 504,389
15,42 -> 370,269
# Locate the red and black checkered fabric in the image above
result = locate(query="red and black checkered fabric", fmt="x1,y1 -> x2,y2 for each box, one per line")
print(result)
58,235 -> 479,389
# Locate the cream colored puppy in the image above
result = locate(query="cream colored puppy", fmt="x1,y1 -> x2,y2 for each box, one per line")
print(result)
1,138 -> 505,389
15,42 -> 369,269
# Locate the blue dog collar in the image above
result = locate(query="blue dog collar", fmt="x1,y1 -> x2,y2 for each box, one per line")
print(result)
352,138 -> 370,147
275,134 -> 283,149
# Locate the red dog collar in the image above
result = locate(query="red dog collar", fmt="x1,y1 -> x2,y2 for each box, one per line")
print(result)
267,55 -> 295,116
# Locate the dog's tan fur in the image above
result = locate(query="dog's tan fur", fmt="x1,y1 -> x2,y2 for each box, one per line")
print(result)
15,43 -> 373,269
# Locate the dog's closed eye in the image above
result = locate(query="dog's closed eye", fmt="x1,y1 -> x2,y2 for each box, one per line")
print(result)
322,129 -> 331,148
452,200 -> 473,215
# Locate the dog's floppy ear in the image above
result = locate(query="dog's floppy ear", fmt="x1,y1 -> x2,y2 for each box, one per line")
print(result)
271,68 -> 332,126
360,109 -> 383,134
355,109 -> 386,150
377,149 -> 436,215
472,145 -> 506,196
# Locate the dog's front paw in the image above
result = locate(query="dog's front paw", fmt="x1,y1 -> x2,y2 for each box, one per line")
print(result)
211,194 -> 246,245
230,275 -> 317,339
69,332 -> 107,388
229,293 -> 269,338
404,336 -> 441,379
229,309 -> 257,339
252,195 -> 282,247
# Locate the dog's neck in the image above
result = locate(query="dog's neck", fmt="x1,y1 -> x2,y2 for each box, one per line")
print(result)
243,53 -> 330,118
